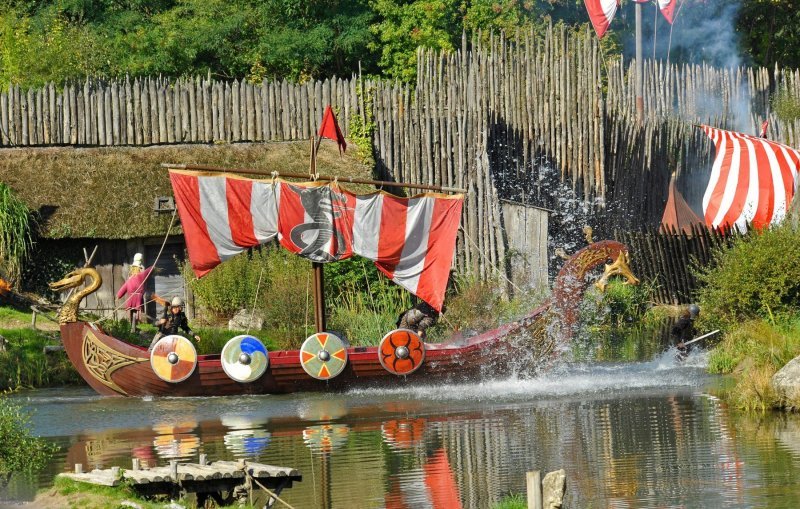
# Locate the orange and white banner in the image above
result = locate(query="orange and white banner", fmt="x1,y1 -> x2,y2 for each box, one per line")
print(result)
170,171 -> 462,311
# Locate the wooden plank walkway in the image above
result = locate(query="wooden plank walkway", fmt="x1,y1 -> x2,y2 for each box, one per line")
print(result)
59,458 -> 301,508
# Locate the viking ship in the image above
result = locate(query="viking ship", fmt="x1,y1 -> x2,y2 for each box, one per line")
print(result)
51,120 -> 638,397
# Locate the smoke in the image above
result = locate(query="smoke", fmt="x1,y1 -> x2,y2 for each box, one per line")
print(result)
620,0 -> 745,69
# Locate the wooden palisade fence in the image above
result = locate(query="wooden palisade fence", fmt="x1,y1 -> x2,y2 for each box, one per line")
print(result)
615,225 -> 738,305
2,25 -> 798,281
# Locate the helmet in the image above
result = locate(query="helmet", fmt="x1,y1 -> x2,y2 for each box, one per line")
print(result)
132,253 -> 144,269
171,297 -> 184,308
688,304 -> 700,318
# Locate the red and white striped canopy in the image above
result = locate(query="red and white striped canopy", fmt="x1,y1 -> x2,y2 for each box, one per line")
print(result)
169,171 -> 462,311
700,125 -> 800,231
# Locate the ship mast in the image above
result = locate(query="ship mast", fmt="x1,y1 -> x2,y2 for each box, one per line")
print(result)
309,136 -> 326,333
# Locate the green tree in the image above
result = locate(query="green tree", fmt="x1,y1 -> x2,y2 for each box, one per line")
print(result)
737,0 -> 800,70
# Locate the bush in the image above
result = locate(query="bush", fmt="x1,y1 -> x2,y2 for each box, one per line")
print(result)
0,392 -> 57,474
327,273 -> 411,346
696,225 -> 800,330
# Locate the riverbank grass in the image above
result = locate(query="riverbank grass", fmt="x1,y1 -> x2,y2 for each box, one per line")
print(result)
493,494 -> 526,508
707,317 -> 800,412
0,322 -> 79,390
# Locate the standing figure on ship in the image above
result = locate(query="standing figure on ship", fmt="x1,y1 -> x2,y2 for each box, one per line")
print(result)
116,253 -> 153,333
397,301 -> 443,339
150,297 -> 201,350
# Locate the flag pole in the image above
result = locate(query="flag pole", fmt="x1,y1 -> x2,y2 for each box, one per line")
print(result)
308,135 -> 327,333
635,1 -> 644,121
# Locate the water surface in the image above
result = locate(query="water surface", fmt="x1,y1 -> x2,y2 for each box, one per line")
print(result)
3,349 -> 800,508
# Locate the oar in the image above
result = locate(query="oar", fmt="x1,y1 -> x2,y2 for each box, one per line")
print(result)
682,329 -> 720,347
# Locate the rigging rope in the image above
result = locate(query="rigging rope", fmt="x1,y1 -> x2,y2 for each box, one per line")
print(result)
92,209 -> 177,325
459,226 -> 526,296
247,266 -> 265,335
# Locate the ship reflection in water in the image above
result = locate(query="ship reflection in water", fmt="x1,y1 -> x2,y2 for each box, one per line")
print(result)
7,358 -> 800,508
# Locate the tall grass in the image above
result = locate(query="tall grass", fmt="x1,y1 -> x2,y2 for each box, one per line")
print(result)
0,183 -> 35,286
707,318 -> 800,412
0,327 -> 80,390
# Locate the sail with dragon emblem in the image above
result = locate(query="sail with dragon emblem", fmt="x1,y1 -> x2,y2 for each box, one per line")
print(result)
51,142 -> 638,397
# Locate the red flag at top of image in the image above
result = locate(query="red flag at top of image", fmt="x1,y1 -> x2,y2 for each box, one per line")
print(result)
318,105 -> 347,154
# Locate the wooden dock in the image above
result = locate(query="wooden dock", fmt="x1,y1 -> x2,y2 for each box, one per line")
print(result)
59,456 -> 301,508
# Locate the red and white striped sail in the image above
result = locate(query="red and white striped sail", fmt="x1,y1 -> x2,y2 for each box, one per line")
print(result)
585,0 -> 619,39
169,171 -> 462,311
700,125 -> 800,231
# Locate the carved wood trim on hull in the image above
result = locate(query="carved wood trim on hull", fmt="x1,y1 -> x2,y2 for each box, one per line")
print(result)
82,330 -> 148,395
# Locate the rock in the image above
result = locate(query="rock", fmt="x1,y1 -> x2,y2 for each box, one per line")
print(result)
542,469 -> 567,509
771,356 -> 800,410
119,501 -> 143,509
228,309 -> 264,331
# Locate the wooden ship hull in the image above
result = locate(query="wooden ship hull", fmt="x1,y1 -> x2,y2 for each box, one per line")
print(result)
56,239 -> 636,398
59,306 -> 549,397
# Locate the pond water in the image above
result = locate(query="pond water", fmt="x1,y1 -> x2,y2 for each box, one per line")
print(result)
2,348 -> 800,508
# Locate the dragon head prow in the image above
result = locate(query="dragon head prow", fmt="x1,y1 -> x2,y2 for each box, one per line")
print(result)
49,267 -> 102,324
594,251 -> 640,292
49,269 -> 89,292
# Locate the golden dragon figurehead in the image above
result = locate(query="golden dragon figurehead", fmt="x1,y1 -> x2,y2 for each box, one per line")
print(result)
49,267 -> 102,324
551,240 -> 639,339
594,251 -> 640,292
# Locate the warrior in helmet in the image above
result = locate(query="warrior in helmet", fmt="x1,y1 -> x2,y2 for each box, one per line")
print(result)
150,296 -> 201,350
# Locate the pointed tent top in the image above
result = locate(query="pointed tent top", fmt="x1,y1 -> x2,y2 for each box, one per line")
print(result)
660,174 -> 704,234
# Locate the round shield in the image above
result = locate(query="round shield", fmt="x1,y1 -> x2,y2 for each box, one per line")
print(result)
302,424 -> 349,453
221,335 -> 269,383
379,329 -> 425,375
150,335 -> 197,383
300,332 -> 348,380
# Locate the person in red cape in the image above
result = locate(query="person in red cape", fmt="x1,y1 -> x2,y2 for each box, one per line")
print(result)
116,253 -> 154,333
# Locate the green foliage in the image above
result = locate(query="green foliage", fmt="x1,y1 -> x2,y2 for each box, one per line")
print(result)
0,392 -> 57,474
695,225 -> 800,330
0,183 -> 35,286
182,247 -> 312,349
737,0 -> 800,70
427,274 -> 544,341
0,6 -> 105,88
597,279 -> 653,327
493,494 -> 526,509
327,264 -> 411,345
21,242 -> 78,302
370,0 -> 460,82
707,317 -> 800,412
0,326 -> 80,389
772,85 -> 800,123
348,81 -> 376,165
182,248 -> 272,322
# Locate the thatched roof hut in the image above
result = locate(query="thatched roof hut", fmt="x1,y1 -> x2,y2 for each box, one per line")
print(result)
2,141 -> 371,317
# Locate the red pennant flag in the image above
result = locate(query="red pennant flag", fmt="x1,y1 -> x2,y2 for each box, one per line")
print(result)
318,105 -> 347,154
